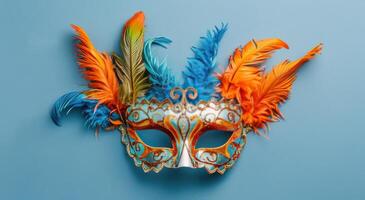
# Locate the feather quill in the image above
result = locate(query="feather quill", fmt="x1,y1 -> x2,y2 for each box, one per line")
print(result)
182,24 -> 228,102
112,11 -> 150,104
143,37 -> 178,101
71,25 -> 120,110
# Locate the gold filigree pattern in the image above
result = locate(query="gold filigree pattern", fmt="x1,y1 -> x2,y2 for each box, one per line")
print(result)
120,87 -> 249,174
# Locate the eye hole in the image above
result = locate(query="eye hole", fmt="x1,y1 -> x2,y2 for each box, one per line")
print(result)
195,130 -> 233,148
135,129 -> 172,148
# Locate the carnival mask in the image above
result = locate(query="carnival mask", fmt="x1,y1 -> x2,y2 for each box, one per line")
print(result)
51,11 -> 322,174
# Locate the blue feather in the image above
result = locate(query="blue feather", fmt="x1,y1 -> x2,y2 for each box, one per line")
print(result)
51,91 -> 119,129
143,37 -> 178,101
83,104 -> 113,129
182,24 -> 228,103
51,91 -> 86,126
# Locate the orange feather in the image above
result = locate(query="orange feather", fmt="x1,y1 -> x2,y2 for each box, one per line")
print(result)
239,43 -> 323,132
71,25 -> 121,111
217,38 -> 289,99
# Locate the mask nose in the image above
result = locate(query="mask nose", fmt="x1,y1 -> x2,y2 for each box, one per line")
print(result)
177,140 -> 194,168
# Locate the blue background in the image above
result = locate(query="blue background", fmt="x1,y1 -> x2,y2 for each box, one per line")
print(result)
1,0 -> 364,199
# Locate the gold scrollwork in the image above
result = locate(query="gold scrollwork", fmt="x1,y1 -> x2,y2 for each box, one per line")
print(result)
169,87 -> 198,105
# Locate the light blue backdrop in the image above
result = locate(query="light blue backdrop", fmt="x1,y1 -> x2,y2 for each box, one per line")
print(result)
1,0 -> 364,199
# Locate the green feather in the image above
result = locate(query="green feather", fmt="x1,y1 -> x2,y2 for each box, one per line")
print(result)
112,12 -> 150,104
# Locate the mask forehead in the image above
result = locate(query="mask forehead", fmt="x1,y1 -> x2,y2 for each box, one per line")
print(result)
122,87 -> 249,174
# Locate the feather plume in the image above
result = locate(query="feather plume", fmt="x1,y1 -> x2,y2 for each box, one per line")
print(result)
143,37 -> 178,101
51,91 -> 121,129
51,91 -> 87,126
112,11 -> 150,104
71,25 -> 120,110
238,44 -> 323,132
217,38 -> 289,99
182,24 -> 228,102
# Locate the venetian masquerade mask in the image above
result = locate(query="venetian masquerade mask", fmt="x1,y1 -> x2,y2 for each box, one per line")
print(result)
51,11 -> 322,174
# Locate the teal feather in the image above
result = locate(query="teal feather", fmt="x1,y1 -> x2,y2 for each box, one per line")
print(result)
51,91 -> 119,129
143,37 -> 178,101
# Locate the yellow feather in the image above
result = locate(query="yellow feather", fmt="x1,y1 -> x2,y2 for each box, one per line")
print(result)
112,11 -> 150,104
